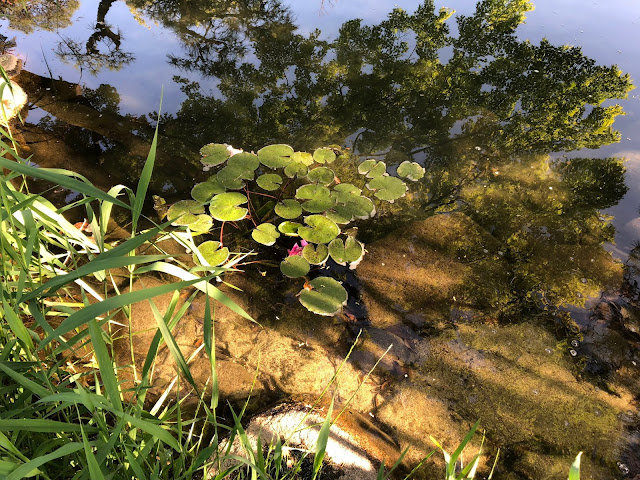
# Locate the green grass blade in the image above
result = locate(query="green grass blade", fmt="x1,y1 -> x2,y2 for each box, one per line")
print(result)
312,398 -> 334,480
81,424 -> 106,480
0,419 -> 98,433
125,446 -> 149,480
0,361 -> 49,398
568,452 -> 582,480
7,442 -> 84,480
88,318 -> 123,412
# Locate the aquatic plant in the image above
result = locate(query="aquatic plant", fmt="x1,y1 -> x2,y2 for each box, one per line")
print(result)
166,142 -> 419,316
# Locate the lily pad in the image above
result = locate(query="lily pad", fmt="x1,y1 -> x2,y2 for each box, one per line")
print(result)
298,215 -> 340,245
327,196 -> 375,223
307,167 -> 335,186
167,200 -> 205,226
295,184 -> 335,213
358,160 -> 387,178
189,214 -> 214,233
298,277 -> 348,316
217,165 -> 253,190
366,176 -> 407,202
274,199 -> 302,219
227,152 -> 260,172
284,161 -> 309,178
313,148 -> 337,164
200,143 -> 231,166
280,255 -> 310,278
194,240 -> 229,266
252,223 -> 280,246
256,173 -> 283,191
331,183 -> 362,203
302,243 -> 329,265
291,151 -> 315,165
191,178 -> 226,203
328,237 -> 365,267
209,192 -> 248,221
397,161 -> 425,181
278,221 -> 302,236
258,144 -> 293,169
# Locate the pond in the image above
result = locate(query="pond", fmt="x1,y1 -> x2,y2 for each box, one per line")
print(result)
2,0 -> 640,478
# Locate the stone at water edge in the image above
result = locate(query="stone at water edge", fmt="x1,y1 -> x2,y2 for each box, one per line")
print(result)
0,56 -> 27,125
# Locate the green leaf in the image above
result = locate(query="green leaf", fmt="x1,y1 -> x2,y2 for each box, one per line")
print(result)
191,178 -> 226,203
258,144 -> 293,169
189,214 -> 213,233
200,143 -> 231,166
366,176 -> 407,202
291,151 -> 314,165
278,221 -> 302,236
397,161 -> 425,181
327,196 -> 375,223
227,152 -> 260,172
274,199 -> 302,220
312,398 -> 334,480
217,165 -> 253,190
284,161 -> 309,178
302,243 -> 329,265
330,183 -> 362,203
256,173 -> 283,191
313,148 -> 336,164
568,452 -> 582,480
295,184 -> 335,213
280,255 -> 310,278
298,277 -> 347,316
194,241 -> 230,266
358,159 -> 387,178
209,192 -> 248,221
298,215 -> 340,245
307,167 -> 335,185
328,237 -> 365,266
7,443 -> 84,480
251,223 -> 280,246
167,200 -> 205,226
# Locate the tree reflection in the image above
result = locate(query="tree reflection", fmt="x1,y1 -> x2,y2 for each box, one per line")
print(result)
0,0 -> 79,33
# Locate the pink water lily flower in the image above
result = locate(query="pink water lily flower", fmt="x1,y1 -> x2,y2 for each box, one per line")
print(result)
288,240 -> 308,256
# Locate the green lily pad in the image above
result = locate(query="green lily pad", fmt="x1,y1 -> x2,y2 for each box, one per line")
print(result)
295,184 -> 335,213
258,144 -> 294,169
298,215 -> 340,245
194,240 -> 229,266
167,200 -> 205,226
327,196 -> 376,224
397,161 -> 425,181
200,143 -> 231,166
280,255 -> 310,278
284,161 -> 309,178
313,148 -> 336,164
274,199 -> 302,219
189,214 -> 214,233
358,160 -> 387,178
278,221 -> 302,236
252,223 -> 280,246
209,192 -> 248,221
217,165 -> 253,190
366,176 -> 407,202
328,237 -> 365,267
331,183 -> 362,203
227,152 -> 260,172
191,178 -> 226,203
292,151 -> 315,165
298,277 -> 347,316
302,243 -> 329,265
307,167 -> 335,186
256,173 -> 283,191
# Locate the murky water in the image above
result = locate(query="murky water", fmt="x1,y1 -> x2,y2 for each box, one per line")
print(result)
2,0 -> 640,478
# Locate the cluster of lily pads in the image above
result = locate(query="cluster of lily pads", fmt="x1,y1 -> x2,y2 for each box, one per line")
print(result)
166,143 -> 424,315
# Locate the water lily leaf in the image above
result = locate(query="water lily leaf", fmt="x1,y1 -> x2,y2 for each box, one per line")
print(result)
284,161 -> 309,178
358,159 -> 387,178
275,199 -> 302,219
278,221 -> 302,236
327,196 -> 375,223
295,184 -> 335,213
328,237 -> 365,267
194,240 -> 229,266
189,214 -> 214,233
331,183 -> 362,203
298,215 -> 340,245
167,200 -> 205,226
313,148 -> 336,164
292,151 -> 314,166
256,173 -> 283,191
252,223 -> 280,246
298,277 -> 347,316
307,167 -> 335,186
397,161 -> 425,181
366,176 -> 407,202
280,255 -> 310,278
200,143 -> 231,166
258,144 -> 293,169
227,152 -> 260,172
191,178 -> 226,203
302,243 -> 329,265
209,192 -> 248,221
217,165 -> 253,190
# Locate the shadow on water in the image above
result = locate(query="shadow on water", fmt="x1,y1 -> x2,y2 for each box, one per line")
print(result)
3,0 -> 640,477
